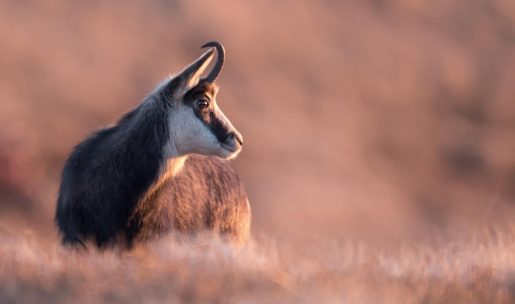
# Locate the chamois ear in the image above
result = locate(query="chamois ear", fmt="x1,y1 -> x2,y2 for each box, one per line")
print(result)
170,49 -> 215,101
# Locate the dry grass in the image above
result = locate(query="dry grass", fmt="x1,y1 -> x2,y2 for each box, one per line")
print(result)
2,224 -> 515,303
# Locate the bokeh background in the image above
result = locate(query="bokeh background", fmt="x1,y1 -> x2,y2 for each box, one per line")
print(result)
1,1 -> 515,303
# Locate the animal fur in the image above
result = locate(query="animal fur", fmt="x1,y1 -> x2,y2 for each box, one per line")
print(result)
55,43 -> 251,249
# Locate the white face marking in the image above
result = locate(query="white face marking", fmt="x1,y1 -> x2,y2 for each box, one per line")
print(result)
165,100 -> 241,159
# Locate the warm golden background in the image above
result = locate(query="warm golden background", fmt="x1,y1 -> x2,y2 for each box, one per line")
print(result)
1,1 -> 515,303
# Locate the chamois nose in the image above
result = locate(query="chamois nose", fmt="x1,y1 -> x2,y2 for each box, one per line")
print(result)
227,132 -> 243,146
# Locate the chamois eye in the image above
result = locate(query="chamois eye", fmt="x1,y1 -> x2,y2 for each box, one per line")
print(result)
195,99 -> 209,110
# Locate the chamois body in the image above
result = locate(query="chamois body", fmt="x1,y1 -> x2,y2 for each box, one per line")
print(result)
129,155 -> 250,244
55,42 -> 251,249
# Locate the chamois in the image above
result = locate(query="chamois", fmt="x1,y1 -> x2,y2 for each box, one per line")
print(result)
55,41 -> 251,249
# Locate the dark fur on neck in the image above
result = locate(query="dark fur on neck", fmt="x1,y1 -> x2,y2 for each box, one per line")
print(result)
55,96 -> 169,247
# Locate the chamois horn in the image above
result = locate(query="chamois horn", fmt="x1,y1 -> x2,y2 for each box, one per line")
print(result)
201,41 -> 225,83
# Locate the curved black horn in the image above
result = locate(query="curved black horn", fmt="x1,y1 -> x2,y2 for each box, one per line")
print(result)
201,41 -> 225,83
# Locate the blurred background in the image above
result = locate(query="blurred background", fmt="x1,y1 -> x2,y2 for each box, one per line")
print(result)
0,1 -> 515,302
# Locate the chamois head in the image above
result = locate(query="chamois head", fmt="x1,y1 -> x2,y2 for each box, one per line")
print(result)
158,41 -> 243,160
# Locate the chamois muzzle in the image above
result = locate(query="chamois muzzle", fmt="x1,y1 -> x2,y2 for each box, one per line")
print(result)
221,130 -> 243,154
201,41 -> 225,83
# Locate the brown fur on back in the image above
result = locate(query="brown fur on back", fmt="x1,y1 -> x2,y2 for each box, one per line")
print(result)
128,155 -> 251,245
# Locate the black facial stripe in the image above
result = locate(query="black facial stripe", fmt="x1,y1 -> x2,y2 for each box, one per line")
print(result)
207,111 -> 231,143
183,81 -> 229,143
191,106 -> 230,143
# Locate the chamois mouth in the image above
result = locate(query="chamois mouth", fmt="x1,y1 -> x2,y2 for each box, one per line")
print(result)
221,142 -> 241,153
220,132 -> 243,154
220,141 -> 242,160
